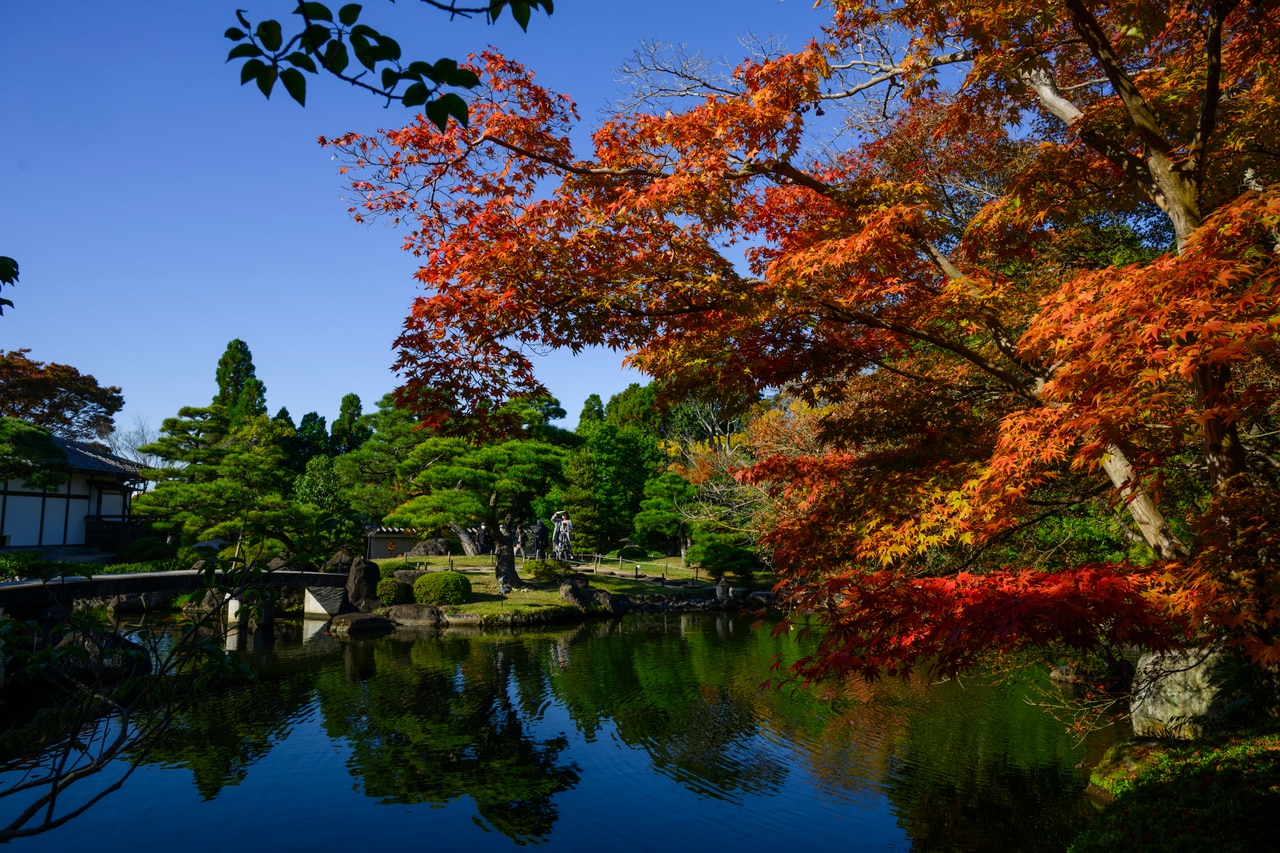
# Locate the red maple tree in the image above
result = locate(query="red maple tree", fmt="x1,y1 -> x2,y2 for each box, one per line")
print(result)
325,0 -> 1280,679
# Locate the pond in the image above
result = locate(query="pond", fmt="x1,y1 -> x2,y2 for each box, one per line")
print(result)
1,613 -> 1118,851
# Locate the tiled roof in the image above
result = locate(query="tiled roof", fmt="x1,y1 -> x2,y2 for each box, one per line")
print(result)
52,437 -> 143,479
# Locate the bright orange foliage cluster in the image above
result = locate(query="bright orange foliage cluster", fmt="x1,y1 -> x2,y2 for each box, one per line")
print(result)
325,1 -> 1280,680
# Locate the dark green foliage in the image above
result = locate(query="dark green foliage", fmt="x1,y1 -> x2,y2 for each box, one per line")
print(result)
1071,727 -> 1280,852
414,570 -> 472,606
0,551 -> 52,581
603,383 -> 662,434
687,532 -> 764,584
578,394 -> 604,426
525,559 -> 568,582
213,339 -> 267,427
633,471 -> 697,554
224,1 -> 552,128
294,411 -> 331,465
95,557 -> 185,576
376,577 -> 412,605
616,545 -> 647,561
0,255 -> 16,314
558,416 -> 664,554
329,394 -> 371,455
111,536 -> 174,564
0,417 -> 70,489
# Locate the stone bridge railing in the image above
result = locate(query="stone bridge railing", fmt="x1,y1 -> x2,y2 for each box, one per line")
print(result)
0,569 -> 349,621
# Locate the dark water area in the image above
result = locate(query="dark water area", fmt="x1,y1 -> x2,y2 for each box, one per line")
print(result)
1,614 -> 1118,851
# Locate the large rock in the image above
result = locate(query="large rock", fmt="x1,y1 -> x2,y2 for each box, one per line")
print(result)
406,538 -> 453,557
106,592 -> 169,612
329,612 -> 393,637
346,557 -> 380,613
1130,647 -> 1245,739
56,629 -> 152,683
388,603 -> 443,627
559,579 -> 594,612
325,549 -> 355,573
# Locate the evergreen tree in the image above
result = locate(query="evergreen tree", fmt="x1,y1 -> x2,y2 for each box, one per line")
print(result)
329,393 -> 371,456
578,394 -> 604,427
295,411 -> 331,464
212,339 -> 267,427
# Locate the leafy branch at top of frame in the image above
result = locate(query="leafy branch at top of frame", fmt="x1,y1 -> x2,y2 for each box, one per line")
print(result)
0,256 -> 16,315
225,1 -> 553,129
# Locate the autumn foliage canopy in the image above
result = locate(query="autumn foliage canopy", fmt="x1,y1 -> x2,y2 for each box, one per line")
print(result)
325,0 -> 1280,681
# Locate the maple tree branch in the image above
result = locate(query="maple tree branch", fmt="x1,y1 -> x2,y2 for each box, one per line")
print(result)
1022,66 -> 1160,200
478,133 -> 665,179
1061,0 -> 1172,157
1188,1 -> 1238,181
818,48 -> 977,101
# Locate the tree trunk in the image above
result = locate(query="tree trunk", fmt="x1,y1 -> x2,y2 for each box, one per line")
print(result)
494,514 -> 523,590
1194,363 -> 1250,488
1101,445 -> 1189,559
450,523 -> 480,557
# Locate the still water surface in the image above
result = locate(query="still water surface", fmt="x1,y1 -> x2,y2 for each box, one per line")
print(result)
4,614 -> 1116,851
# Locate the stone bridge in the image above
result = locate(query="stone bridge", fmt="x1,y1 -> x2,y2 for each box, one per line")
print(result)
0,569 -> 350,621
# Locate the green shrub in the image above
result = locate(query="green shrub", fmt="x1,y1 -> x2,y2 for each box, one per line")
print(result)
379,562 -> 401,580
376,577 -> 412,605
97,557 -> 184,575
688,533 -> 765,584
413,570 -> 472,606
111,535 -> 172,564
616,545 -> 648,561
525,559 -> 568,583
0,552 -> 51,582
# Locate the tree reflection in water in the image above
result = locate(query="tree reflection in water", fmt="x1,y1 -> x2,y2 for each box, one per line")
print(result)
64,614 -> 1117,850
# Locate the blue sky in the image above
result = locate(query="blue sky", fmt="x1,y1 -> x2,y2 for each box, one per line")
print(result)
2,1 -> 826,436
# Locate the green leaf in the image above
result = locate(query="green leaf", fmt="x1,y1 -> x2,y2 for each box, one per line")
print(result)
448,68 -> 480,88
0,256 -> 17,287
439,92 -> 469,126
225,27 -> 247,41
323,40 -> 349,74
295,2 -> 333,21
349,24 -> 376,38
381,66 -> 399,91
257,65 -> 278,97
407,61 -> 433,80
280,68 -> 307,105
301,24 -> 330,52
227,43 -> 264,61
350,33 -> 376,71
236,9 -> 252,29
240,58 -> 267,86
287,51 -> 318,73
511,2 -> 532,30
256,19 -> 283,52
402,82 -> 429,108
423,99 -> 447,131
338,3 -> 362,25
374,35 -> 401,62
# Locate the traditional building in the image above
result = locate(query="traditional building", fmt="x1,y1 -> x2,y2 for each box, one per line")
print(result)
0,436 -> 146,552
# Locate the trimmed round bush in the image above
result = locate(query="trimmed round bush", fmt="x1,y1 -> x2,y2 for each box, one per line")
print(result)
526,559 -> 568,583
413,570 -> 472,606
379,562 -> 401,580
376,577 -> 412,605
616,545 -> 647,561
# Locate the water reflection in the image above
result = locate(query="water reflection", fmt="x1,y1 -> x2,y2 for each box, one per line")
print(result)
4,614 -> 1114,850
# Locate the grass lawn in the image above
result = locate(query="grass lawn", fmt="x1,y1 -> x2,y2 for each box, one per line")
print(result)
372,555 -> 725,619
1070,723 -> 1280,852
